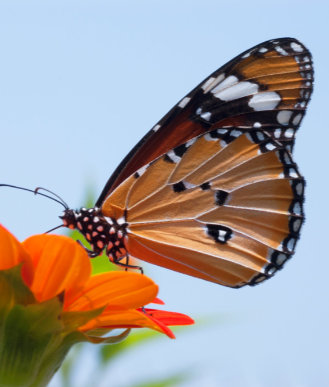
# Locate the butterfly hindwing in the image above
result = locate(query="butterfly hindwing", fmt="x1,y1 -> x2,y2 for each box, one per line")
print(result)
101,130 -> 304,287
96,37 -> 313,204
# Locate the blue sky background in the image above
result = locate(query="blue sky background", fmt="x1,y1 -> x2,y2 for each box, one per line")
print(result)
0,1 -> 328,386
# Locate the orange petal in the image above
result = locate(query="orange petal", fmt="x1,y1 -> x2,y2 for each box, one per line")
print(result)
23,234 -> 91,302
80,308 -> 167,334
152,297 -> 165,305
142,308 -> 194,326
0,224 -> 34,279
65,271 -> 158,312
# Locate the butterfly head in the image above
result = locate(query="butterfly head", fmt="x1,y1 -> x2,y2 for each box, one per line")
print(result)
60,208 -> 78,230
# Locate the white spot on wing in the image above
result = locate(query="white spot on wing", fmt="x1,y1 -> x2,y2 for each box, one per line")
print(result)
295,182 -> 303,196
117,217 -> 126,225
274,128 -> 281,138
137,164 -> 148,176
293,218 -> 302,232
202,73 -> 225,93
152,124 -> 161,132
178,97 -> 191,108
183,181 -> 196,189
284,128 -> 294,138
200,111 -> 212,121
186,138 -> 197,147
249,91 -> 281,111
211,75 -> 238,95
275,46 -> 288,56
204,133 -> 218,142
267,266 -> 277,276
230,129 -> 242,137
104,217 -> 113,225
276,253 -> 287,266
291,42 -> 303,53
277,110 -> 293,125
292,113 -> 302,125
256,132 -> 265,141
287,238 -> 296,251
214,80 -> 259,102
241,51 -> 251,58
167,150 -> 181,163
265,142 -> 276,151
293,202 -> 302,215
289,168 -> 298,178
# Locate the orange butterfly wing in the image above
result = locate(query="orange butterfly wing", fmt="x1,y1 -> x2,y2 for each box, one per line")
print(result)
102,131 -> 304,287
96,37 -> 313,205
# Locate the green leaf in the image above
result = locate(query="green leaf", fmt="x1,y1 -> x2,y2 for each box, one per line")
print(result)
85,328 -> 131,344
0,298 -> 64,387
0,265 -> 35,307
61,307 -> 105,332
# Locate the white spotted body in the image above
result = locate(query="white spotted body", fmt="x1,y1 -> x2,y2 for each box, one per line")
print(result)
61,208 -> 127,262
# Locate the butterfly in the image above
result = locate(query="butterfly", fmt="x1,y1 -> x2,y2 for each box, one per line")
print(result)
9,37 -> 314,288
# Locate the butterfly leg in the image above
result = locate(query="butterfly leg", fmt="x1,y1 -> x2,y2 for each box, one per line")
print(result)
114,254 -> 144,274
76,240 -> 100,258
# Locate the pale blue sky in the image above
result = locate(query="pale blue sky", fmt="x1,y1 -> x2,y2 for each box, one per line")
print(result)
1,1 -> 329,386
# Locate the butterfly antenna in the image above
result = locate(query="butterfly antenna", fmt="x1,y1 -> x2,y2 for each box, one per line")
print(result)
0,184 -> 69,209
44,224 -> 64,234
34,187 -> 69,209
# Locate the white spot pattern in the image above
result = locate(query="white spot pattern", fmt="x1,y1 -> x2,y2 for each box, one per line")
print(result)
152,124 -> 161,132
248,91 -> 281,111
274,128 -> 281,138
293,218 -> 302,232
275,46 -> 288,56
167,150 -> 182,163
204,133 -> 218,142
295,182 -> 303,196
292,113 -> 302,125
276,253 -> 287,266
202,73 -> 225,93
291,42 -> 303,52
284,128 -> 294,138
214,80 -> 259,102
293,202 -> 302,215
178,97 -> 191,108
211,75 -> 238,95
200,111 -> 212,121
277,110 -> 293,125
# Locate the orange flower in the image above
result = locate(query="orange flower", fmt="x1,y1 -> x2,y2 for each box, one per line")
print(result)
0,225 -> 193,386
0,224 -> 193,337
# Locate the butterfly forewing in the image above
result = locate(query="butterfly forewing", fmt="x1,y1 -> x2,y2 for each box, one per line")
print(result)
96,37 -> 313,204
101,130 -> 304,287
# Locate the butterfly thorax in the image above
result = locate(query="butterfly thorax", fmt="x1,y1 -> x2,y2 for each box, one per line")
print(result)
60,207 -> 127,262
